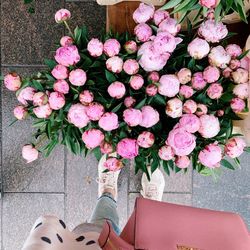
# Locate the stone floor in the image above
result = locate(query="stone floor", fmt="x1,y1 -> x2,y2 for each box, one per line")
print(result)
0,1 -> 249,249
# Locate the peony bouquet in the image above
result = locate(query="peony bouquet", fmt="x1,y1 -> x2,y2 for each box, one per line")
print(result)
3,4 -> 250,179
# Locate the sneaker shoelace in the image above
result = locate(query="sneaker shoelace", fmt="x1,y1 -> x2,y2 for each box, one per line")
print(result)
141,184 -> 159,200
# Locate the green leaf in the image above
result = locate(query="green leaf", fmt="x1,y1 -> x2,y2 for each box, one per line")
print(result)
214,3 -> 222,22
92,147 -> 102,161
168,159 -> 174,170
44,59 -> 57,70
171,0 -> 196,14
220,92 -> 234,102
24,0 -> 33,4
111,102 -> 123,113
221,159 -> 235,170
244,147 -> 250,153
236,0 -> 247,23
162,161 -> 170,176
160,0 -> 182,10
153,94 -> 166,106
200,167 -> 213,176
74,26 -> 82,45
105,70 -> 116,83
135,97 -> 147,109
32,80 -> 44,91
237,49 -> 250,60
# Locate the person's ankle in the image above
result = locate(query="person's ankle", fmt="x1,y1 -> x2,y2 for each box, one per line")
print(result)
102,188 -> 116,199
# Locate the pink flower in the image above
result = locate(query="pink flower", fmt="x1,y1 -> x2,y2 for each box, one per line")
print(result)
86,102 -> 104,121
217,110 -> 224,117
191,72 -> 207,90
199,0 -> 220,8
22,145 -> 39,163
69,69 -> 87,86
33,104 -> 52,118
17,87 -> 36,106
55,9 -> 71,23
98,112 -> 119,131
48,92 -> 65,110
223,67 -> 233,78
100,142 -> 113,154
60,36 -> 73,47
158,74 -> 180,97
103,39 -> 121,57
104,158 -> 123,171
167,127 -> 196,156
165,98 -> 183,118
134,23 -> 152,42
207,83 -> 223,99
82,129 -> 104,149
225,137 -> 246,158
230,98 -> 246,113
177,68 -> 192,85
79,90 -> 94,105
106,56 -> 123,73
240,56 -> 250,70
199,114 -> 220,138
198,143 -> 222,168
208,46 -> 231,69
33,92 -> 48,106
203,66 -> 220,83
133,3 -> 154,24
233,83 -> 249,99
123,59 -> 139,75
123,108 -> 142,127
146,84 -> 158,96
14,106 -> 28,120
229,59 -> 241,70
117,138 -> 139,159
158,145 -> 175,160
226,44 -> 242,58
53,80 -> 69,94
51,65 -> 68,80
55,45 -> 80,67
129,74 -> 144,90
179,85 -> 194,99
196,104 -> 208,117
175,156 -> 190,168
137,131 -> 155,148
187,38 -> 210,59
179,114 -> 201,133
198,20 -> 228,43
231,68 -> 249,84
139,106 -> 159,128
183,100 -> 197,114
108,81 -> 126,99
67,103 -> 89,128
124,40 -> 138,54
124,96 -> 136,108
158,17 -> 181,36
153,9 -> 170,26
4,72 -> 21,91
148,71 -> 160,83
87,38 -> 103,57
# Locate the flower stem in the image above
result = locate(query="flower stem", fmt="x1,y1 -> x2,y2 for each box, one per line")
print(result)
64,21 -> 74,39
34,134 -> 48,150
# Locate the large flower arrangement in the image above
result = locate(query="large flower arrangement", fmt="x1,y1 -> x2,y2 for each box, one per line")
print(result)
3,3 -> 250,179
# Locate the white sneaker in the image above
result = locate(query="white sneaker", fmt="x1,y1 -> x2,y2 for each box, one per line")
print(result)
140,167 -> 165,201
97,153 -> 120,201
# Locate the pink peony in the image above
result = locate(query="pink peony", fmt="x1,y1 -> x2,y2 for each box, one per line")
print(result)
146,84 -> 158,96
179,85 -> 194,99
98,112 -> 119,131
203,66 -> 220,83
179,114 -> 201,133
55,45 -> 80,67
198,143 -> 222,168
60,36 -> 73,47
137,131 -> 155,148
124,40 -> 138,54
124,96 -> 136,108
106,56 -> 123,73
217,110 -> 224,117
79,90 -> 94,105
231,68 -> 249,84
108,81 -> 126,99
226,44 -> 242,58
100,142 -> 113,154
123,59 -> 139,75
229,59 -> 241,70
188,38 -> 210,60
139,106 -> 159,128
4,72 -> 22,91
48,92 -> 65,110
208,46 -> 231,69
82,129 -> 104,149
104,158 -> 123,171
230,97 -> 246,113
158,17 -> 181,36
117,138 -> 139,159
158,74 -> 180,97
158,145 -> 175,160
199,114 -> 220,138
55,9 -> 71,23
33,92 -> 48,106
14,106 -> 28,120
129,74 -> 144,90
191,72 -> 207,90
223,67 -> 233,78
225,137 -> 246,158
233,83 -> 249,99
53,80 -> 69,94
22,145 -> 39,163
17,87 -> 36,106
196,104 -> 208,117
133,3 -> 154,24
183,100 -> 197,114
240,56 -> 250,70
199,0 -> 220,8
87,38 -> 103,57
177,68 -> 192,85
207,83 -> 223,99
51,65 -> 68,80
165,98 -> 183,118
175,155 -> 190,168
148,71 -> 160,83
153,9 -> 170,26
123,108 -> 142,127
167,127 -> 196,156
86,102 -> 104,121
69,69 -> 87,86
134,23 -> 152,42
103,39 -> 121,57
33,104 -> 52,119
67,103 -> 90,128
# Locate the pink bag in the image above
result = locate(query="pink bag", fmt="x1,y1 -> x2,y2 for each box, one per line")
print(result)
99,197 -> 250,250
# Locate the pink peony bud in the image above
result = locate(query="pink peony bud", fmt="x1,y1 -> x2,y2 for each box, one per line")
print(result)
69,69 -> 87,86
33,92 -> 48,106
133,3 -> 155,24
240,56 -> 250,70
206,9 -> 215,19
129,74 -> 144,90
166,98 -> 183,118
4,72 -> 21,91
196,104 -> 208,117
230,97 -> 246,113
124,96 -> 136,108
198,114 -> 220,138
100,142 -> 113,154
153,9 -> 170,26
183,100 -> 197,114
188,38 -> 210,60
208,46 -> 231,69
139,105 -> 160,128
175,155 -> 190,168
231,68 -> 249,84
103,39 -> 121,57
148,71 -> 160,83
53,80 -> 69,94
17,87 -> 36,106
226,44 -> 242,58
123,59 -> 139,75
229,59 -> 241,70
79,90 -> 94,105
86,102 -> 104,121
216,110 -> 224,117
14,106 -> 28,120
124,40 -> 138,54
48,92 -> 65,110
179,114 -> 201,133
22,145 -> 39,163
55,9 -> 71,23
199,0 -> 220,8
87,38 -> 104,57
137,131 -> 155,148
98,112 -> 119,131
134,23 -> 152,42
179,85 -> 194,99
233,83 -> 249,99
158,145 -> 174,160
207,83 -> 223,99
177,68 -> 192,84
106,56 -> 123,73
146,84 -> 158,96
60,36 -> 73,47
104,158 -> 123,171
67,103 -> 89,128
55,45 -> 80,67
51,65 -> 68,80
33,104 -> 52,119
222,67 -> 232,78
158,74 -> 180,97
123,108 -> 142,127
203,66 -> 220,83
82,129 -> 104,149
117,138 -> 139,159
225,137 -> 246,158
108,81 -> 126,99
191,72 -> 206,90
158,17 -> 181,36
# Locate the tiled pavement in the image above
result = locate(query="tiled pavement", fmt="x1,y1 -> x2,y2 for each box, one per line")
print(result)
0,1 -> 249,249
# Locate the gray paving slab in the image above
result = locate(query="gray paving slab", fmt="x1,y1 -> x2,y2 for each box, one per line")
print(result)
192,152 -> 250,229
1,67 -> 65,193
2,193 -> 64,250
